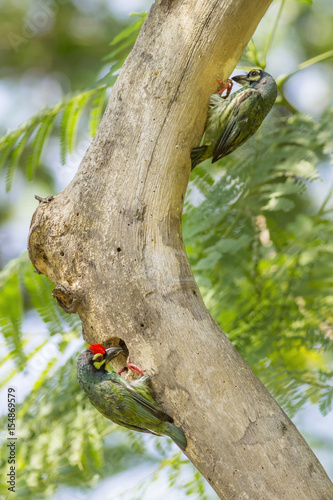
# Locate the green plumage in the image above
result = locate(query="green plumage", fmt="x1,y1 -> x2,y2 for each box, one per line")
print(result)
191,69 -> 278,169
77,348 -> 187,451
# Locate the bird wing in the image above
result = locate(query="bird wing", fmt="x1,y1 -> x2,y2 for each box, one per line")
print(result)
212,88 -> 260,163
101,372 -> 173,423
115,419 -> 161,436
126,384 -> 173,423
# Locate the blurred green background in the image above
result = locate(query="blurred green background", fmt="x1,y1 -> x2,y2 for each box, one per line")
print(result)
0,0 -> 333,498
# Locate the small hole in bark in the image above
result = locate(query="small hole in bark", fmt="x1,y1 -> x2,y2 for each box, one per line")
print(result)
192,290 -> 196,295
105,338 -> 129,359
103,338 -> 129,372
76,213 -> 79,216
117,247 -> 121,252
60,251 -> 64,256
140,323 -> 144,328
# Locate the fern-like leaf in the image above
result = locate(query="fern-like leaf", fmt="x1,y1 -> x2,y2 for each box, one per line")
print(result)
103,32 -> 142,62
26,113 -> 57,180
89,88 -> 107,137
109,13 -> 146,46
0,271 -> 24,364
0,13 -> 147,188
0,135 -> 21,172
60,92 -> 93,164
6,125 -> 36,190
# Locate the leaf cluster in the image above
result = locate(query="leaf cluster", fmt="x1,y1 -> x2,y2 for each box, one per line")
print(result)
1,3 -> 333,499
0,12 -> 147,192
184,109 -> 333,416
0,355 -> 151,499
0,255 -> 161,499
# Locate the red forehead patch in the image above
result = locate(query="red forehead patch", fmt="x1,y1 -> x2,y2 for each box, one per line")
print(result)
89,344 -> 106,355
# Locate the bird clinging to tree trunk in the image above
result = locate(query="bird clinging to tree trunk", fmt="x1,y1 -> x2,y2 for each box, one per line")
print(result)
77,344 -> 187,451
191,68 -> 278,169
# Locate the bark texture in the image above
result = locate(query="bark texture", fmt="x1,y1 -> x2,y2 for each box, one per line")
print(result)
28,0 -> 333,498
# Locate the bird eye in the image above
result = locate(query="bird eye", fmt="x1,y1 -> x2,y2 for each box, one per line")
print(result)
250,70 -> 259,77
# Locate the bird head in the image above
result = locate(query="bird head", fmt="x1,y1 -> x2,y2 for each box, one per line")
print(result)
89,343 -> 123,370
232,68 -> 269,87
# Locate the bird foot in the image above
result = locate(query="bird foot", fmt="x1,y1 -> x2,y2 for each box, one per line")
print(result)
117,355 -> 145,376
216,78 -> 233,98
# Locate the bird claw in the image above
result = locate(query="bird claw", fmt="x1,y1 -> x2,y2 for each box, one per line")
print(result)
117,355 -> 145,376
216,78 -> 233,98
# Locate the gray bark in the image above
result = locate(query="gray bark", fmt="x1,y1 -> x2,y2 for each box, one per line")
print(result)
28,0 -> 333,498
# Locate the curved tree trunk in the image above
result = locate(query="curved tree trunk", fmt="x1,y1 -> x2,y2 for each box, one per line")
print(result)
28,0 -> 333,498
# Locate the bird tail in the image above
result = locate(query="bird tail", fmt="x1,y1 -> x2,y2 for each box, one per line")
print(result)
190,145 -> 207,170
167,422 -> 187,451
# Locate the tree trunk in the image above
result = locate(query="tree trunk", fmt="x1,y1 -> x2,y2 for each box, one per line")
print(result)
28,0 -> 333,498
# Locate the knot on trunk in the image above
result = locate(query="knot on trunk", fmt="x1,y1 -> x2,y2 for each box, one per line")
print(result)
52,285 -> 80,313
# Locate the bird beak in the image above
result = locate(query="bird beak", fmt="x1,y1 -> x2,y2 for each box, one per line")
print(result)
105,347 -> 123,363
232,74 -> 249,86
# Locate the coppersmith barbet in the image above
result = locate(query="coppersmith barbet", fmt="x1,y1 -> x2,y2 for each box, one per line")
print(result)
191,68 -> 278,169
77,344 -> 187,450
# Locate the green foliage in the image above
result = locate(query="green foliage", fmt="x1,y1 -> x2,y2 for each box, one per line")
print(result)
184,109 -> 333,417
0,255 -> 160,499
103,12 -> 147,67
0,269 -> 24,363
1,2 -> 333,499
0,12 -> 147,191
113,452 -> 208,500
0,354 -> 152,499
0,253 -> 81,370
